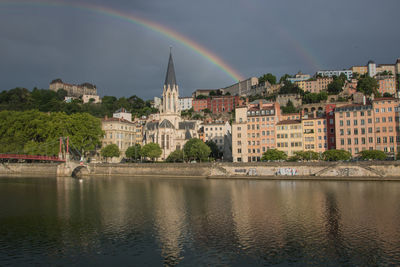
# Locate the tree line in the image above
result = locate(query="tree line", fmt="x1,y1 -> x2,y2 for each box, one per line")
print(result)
0,87 -> 158,118
0,110 -> 103,156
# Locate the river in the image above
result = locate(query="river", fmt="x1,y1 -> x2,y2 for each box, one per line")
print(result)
1,176 -> 400,266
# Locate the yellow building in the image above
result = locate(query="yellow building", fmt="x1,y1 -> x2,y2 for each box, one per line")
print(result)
275,120 -> 303,157
350,66 -> 368,75
102,117 -> 142,157
295,77 -> 333,93
302,115 -> 327,153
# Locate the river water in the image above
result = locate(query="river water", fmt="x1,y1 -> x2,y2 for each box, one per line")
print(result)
1,177 -> 400,266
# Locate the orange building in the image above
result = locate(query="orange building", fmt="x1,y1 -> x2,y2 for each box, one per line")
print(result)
372,97 -> 398,156
232,100 -> 281,162
376,76 -> 397,96
295,77 -> 333,93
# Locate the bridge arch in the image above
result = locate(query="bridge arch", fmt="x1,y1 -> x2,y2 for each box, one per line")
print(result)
71,165 -> 89,178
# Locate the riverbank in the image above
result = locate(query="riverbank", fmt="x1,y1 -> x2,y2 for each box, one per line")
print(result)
1,161 -> 400,180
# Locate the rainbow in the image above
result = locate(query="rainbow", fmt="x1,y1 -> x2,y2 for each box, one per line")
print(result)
0,0 -> 245,82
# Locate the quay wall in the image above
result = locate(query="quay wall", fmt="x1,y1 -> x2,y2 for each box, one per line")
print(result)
0,163 -> 58,177
1,161 -> 400,180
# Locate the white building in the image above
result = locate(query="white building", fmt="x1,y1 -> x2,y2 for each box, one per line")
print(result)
287,72 -> 311,83
178,96 -> 193,110
113,108 -> 132,122
153,97 -> 162,110
317,70 -> 353,80
202,121 -> 232,161
368,60 -> 377,77
82,94 -> 101,104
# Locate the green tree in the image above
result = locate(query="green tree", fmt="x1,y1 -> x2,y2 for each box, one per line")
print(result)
166,149 -> 184,162
322,149 -> 352,161
259,73 -> 276,85
281,99 -> 297,114
206,140 -> 222,159
125,144 -> 142,161
359,150 -> 386,160
261,149 -> 287,161
196,95 -> 208,100
183,138 -> 211,162
383,92 -> 392,97
279,81 -> 304,95
294,150 -> 320,161
279,74 -> 291,83
101,144 -> 120,160
141,143 -> 162,161
357,76 -> 379,96
327,78 -> 344,95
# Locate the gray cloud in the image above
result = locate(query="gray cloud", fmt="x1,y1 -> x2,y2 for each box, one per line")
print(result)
0,0 -> 399,99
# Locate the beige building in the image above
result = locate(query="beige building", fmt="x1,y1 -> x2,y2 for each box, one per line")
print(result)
202,121 -> 232,161
232,100 -> 281,162
350,66 -> 368,76
82,94 -> 101,104
302,114 -> 327,153
49,78 -> 98,98
221,77 -> 259,96
275,120 -> 303,157
144,51 -> 201,160
101,117 -> 142,157
295,77 -> 333,93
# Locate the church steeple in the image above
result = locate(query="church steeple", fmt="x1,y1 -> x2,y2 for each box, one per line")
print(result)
161,48 -> 180,115
164,48 -> 177,89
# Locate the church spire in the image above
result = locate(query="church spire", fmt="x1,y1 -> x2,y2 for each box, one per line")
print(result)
164,48 -> 177,89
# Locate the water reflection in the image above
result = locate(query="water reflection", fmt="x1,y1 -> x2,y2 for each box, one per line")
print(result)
1,177 -> 400,266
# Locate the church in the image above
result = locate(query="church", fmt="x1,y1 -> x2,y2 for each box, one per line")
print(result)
144,51 -> 202,160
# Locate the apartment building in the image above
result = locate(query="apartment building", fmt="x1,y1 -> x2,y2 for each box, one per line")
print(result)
179,97 -> 193,110
276,120 -> 303,157
232,100 -> 280,162
193,95 -> 242,113
302,115 -> 327,153
317,70 -> 352,80
376,76 -> 397,96
101,117 -> 142,156
49,78 -> 98,97
295,77 -> 333,93
372,98 -> 398,155
334,104 -> 375,156
202,121 -> 232,160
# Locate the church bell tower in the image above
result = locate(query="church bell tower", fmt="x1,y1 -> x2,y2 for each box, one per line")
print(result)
161,49 -> 180,115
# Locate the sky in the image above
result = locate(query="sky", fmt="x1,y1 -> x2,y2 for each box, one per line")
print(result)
0,0 -> 399,100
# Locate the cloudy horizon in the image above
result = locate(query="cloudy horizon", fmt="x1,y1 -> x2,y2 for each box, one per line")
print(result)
0,0 -> 399,99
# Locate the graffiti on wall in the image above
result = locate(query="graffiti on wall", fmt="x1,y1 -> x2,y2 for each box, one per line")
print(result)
276,168 -> 298,176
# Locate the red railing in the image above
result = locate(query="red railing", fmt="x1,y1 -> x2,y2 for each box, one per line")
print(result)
0,154 -> 65,162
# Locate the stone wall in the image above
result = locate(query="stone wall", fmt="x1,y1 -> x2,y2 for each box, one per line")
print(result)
1,161 -> 400,180
0,163 -> 58,177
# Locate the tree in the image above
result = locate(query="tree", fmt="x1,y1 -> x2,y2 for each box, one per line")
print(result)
279,74 -> 291,83
183,138 -> 211,162
359,150 -> 386,160
203,108 -> 211,114
302,91 -> 328,104
206,140 -> 222,159
294,151 -> 319,161
166,149 -> 184,162
125,144 -> 142,161
279,81 -> 304,95
101,144 -> 120,161
259,73 -> 276,85
141,143 -> 162,161
357,76 -> 379,96
196,95 -> 208,100
327,78 -> 344,95
322,149 -> 352,161
261,149 -> 287,161
383,92 -> 392,97
281,99 -> 297,114
209,90 -> 217,96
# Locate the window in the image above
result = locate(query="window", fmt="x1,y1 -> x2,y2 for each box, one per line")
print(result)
361,128 -> 365,134
368,127 -> 373,133
347,120 -> 351,126
361,119 -> 365,125
376,118 -> 380,123
382,117 -> 386,123
340,120 -> 344,126
369,137 -> 373,143
354,138 -> 359,145
354,120 -> 358,126
362,137 -> 366,144
368,118 -> 372,123
348,138 -> 351,145
388,117 -> 393,122
377,137 -> 381,144
354,129 -> 358,135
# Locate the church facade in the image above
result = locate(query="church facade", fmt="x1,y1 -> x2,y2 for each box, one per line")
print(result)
144,51 -> 201,160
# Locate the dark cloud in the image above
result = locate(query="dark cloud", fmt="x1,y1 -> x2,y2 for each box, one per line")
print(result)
0,0 -> 399,99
